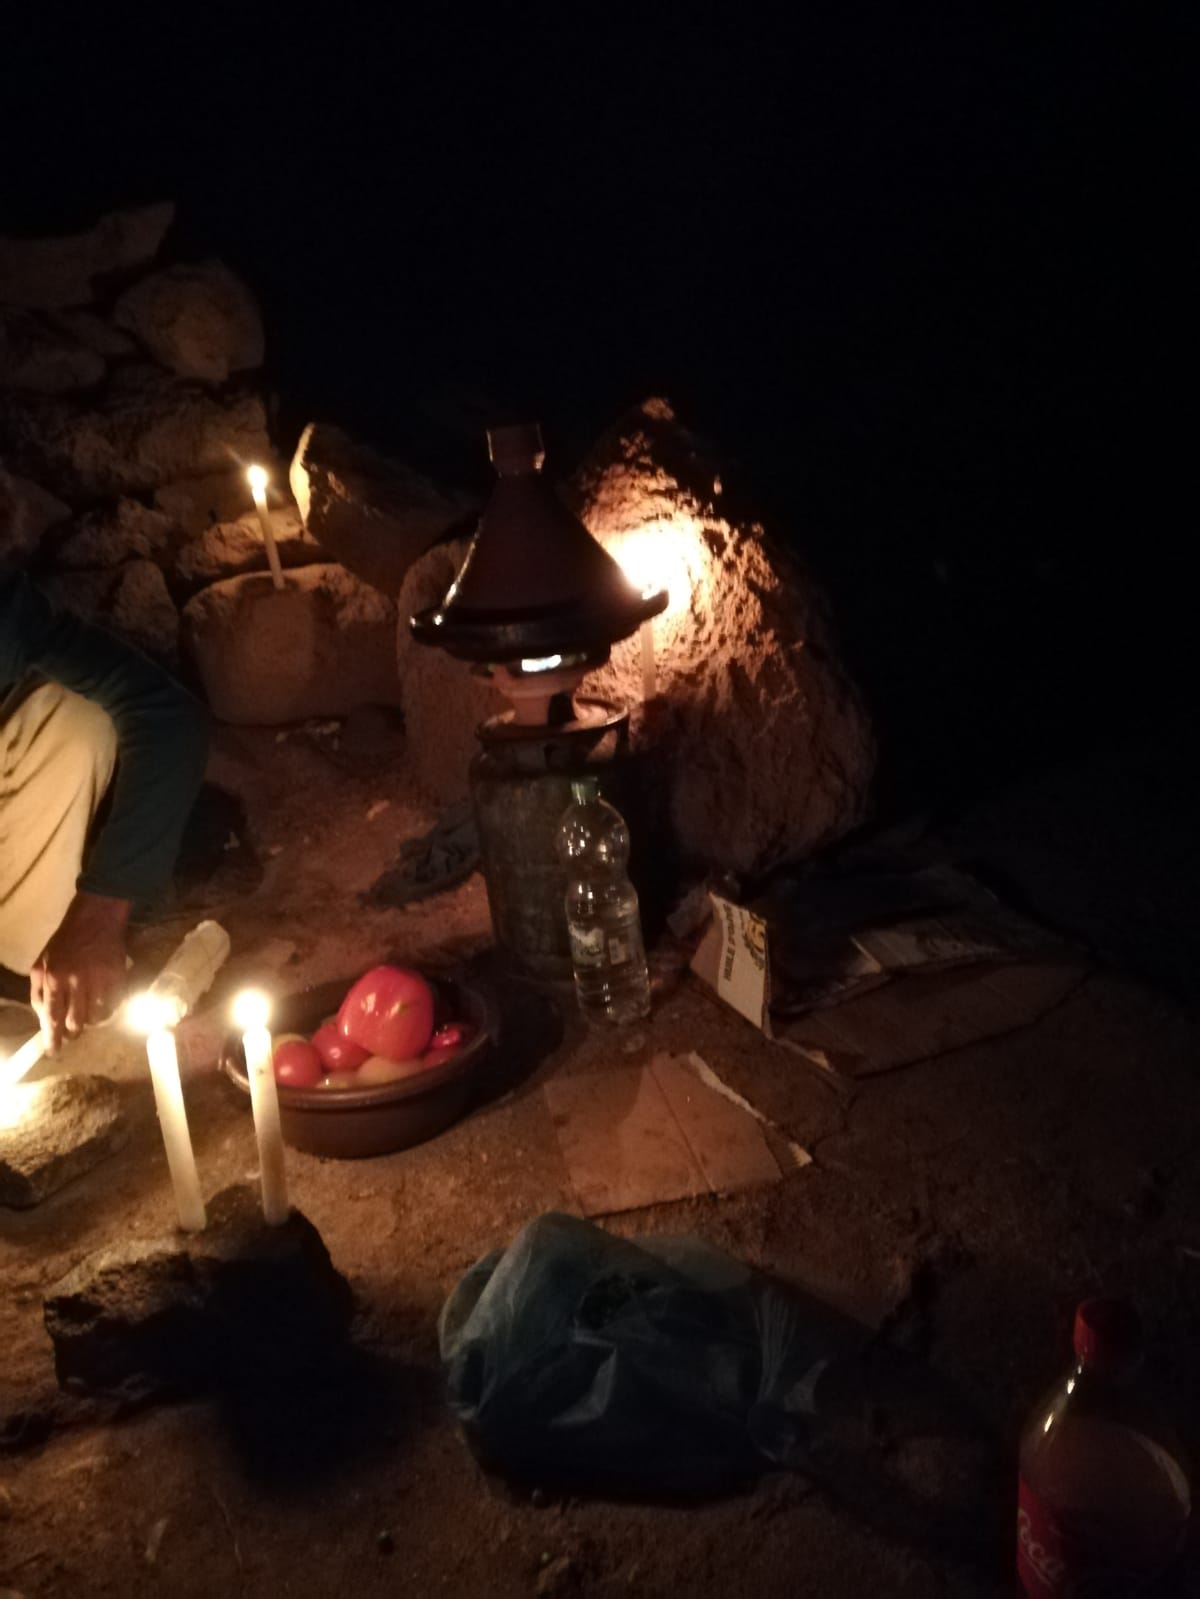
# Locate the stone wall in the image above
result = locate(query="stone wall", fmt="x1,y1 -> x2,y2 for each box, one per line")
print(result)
0,207 -> 404,716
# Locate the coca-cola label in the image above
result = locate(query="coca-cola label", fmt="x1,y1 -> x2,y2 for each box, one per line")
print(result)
1017,1476 -> 1171,1597
1017,1478 -> 1069,1593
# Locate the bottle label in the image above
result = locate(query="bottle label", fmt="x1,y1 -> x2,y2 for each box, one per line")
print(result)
607,936 -> 632,967
568,925 -> 605,970
1017,1478 -> 1070,1593
1017,1475 -> 1177,1596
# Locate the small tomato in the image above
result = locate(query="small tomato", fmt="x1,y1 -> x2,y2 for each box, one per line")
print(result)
312,1020 -> 370,1074
273,1038 -> 323,1088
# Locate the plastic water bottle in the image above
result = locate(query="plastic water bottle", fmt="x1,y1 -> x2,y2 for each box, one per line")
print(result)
557,778 -> 651,1025
1017,1298 -> 1191,1594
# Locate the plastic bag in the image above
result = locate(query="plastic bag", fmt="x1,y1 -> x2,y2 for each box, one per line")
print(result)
439,1212 -> 861,1494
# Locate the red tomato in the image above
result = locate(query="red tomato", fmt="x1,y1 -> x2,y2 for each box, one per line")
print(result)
311,1021 -> 370,1074
273,1038 -> 323,1088
430,1020 -> 477,1051
337,965 -> 435,1062
420,1044 -> 460,1070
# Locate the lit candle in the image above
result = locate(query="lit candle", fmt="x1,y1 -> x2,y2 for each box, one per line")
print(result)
640,617 -> 656,702
233,990 -> 289,1225
247,464 -> 285,590
126,993 -> 207,1232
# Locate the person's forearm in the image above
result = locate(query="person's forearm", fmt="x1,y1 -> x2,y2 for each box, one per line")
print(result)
32,890 -> 131,1051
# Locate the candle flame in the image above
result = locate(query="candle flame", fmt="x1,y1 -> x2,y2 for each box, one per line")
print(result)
126,992 -> 176,1036
247,464 -> 269,500
233,989 -> 271,1031
611,523 -> 701,620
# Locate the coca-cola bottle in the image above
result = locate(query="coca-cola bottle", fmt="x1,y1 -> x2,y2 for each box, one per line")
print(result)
1017,1298 -> 1191,1595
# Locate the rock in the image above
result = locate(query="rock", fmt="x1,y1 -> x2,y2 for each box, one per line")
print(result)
395,535 -> 504,804
40,559 -> 179,666
45,308 -> 137,359
182,563 -> 403,724
0,309 -> 106,393
290,422 -> 471,594
0,203 -> 175,310
114,261 -> 264,384
43,1183 -> 353,1400
154,467 -> 268,535
50,499 -> 175,568
570,398 -> 876,874
0,1076 -> 127,1209
36,566 -> 113,622
107,561 -> 180,664
174,506 -> 317,586
0,365 -> 270,499
0,464 -> 70,570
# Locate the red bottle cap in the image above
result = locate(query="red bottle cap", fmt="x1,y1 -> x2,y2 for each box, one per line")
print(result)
1073,1297 -> 1144,1375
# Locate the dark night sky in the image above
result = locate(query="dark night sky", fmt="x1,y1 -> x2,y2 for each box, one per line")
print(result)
2,5 -> 1195,798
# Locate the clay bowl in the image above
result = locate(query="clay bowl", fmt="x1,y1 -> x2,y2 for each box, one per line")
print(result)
221,972 -> 496,1159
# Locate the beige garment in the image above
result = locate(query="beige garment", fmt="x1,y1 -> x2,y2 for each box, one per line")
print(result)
0,680 -> 118,974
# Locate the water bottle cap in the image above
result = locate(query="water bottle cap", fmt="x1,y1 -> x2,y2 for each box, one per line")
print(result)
570,777 -> 600,806
1074,1298 -> 1143,1375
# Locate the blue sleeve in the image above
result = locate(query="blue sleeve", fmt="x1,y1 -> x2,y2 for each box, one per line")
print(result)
0,572 -> 209,913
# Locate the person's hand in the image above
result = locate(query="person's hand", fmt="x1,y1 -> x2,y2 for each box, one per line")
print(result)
30,892 -> 131,1053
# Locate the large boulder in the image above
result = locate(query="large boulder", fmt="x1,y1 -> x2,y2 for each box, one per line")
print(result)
290,422 -> 471,594
174,506 -> 317,588
182,562 -> 403,724
41,558 -> 180,666
114,260 -> 264,384
48,498 -> 175,568
0,202 -> 175,310
44,308 -> 138,360
0,365 -> 270,500
395,536 -> 505,804
0,309 -> 107,393
43,1184 -> 352,1400
0,463 -> 70,570
572,399 -> 875,873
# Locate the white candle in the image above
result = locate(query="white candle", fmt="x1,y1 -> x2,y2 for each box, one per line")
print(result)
127,992 -> 206,1230
247,465 -> 285,590
0,1031 -> 46,1092
234,991 -> 289,1225
146,1028 -> 207,1231
640,618 -> 656,702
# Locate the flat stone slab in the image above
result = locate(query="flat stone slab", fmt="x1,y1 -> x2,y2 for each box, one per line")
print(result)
43,1184 -> 353,1402
0,1075 -> 127,1209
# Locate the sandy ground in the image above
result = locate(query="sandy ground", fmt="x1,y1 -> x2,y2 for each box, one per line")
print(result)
2,724 -> 1199,1598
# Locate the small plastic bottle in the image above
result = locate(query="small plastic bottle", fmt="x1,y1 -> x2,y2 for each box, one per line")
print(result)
556,778 -> 651,1025
1017,1298 -> 1191,1594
